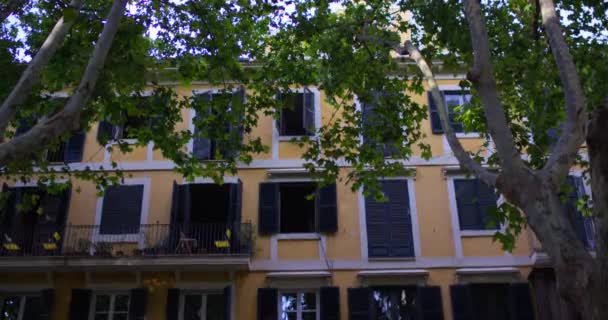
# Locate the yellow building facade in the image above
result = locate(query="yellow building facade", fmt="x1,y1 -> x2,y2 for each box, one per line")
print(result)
0,78 -> 590,320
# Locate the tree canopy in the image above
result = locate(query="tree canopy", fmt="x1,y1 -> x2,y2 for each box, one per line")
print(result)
1,0 -> 607,317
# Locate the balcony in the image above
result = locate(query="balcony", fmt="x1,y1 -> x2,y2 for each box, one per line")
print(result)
0,222 -> 253,271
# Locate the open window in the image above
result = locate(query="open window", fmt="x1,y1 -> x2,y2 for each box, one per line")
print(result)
428,90 -> 472,134
258,181 -> 337,234
0,185 -> 70,256
96,96 -> 157,143
276,88 -> 315,137
170,181 -> 243,254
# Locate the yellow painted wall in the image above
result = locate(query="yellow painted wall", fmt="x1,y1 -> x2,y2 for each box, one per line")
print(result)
414,166 -> 456,257
461,236 -> 505,257
277,239 -> 319,260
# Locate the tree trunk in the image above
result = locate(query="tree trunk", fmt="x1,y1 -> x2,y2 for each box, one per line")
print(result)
499,172 -> 605,319
585,102 -> 608,320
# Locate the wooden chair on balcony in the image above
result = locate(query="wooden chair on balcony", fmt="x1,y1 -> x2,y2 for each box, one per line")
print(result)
176,232 -> 197,254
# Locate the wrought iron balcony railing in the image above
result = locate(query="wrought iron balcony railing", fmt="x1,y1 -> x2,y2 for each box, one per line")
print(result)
0,222 -> 253,258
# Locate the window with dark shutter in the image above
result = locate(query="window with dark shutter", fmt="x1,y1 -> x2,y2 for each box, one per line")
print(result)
564,176 -> 595,249
129,288 -> 147,320
99,185 -> 144,234
45,130 -> 86,163
192,90 -> 245,160
508,283 -> 535,320
258,183 -> 280,234
257,288 -> 278,320
166,288 -> 180,320
317,184 -> 338,233
224,286 -> 232,320
362,92 -> 401,158
278,90 -> 315,136
450,284 -> 474,320
69,289 -> 92,320
320,287 -> 340,320
39,289 -> 54,320
365,180 -> 414,258
416,286 -> 444,320
454,179 -> 499,231
348,287 -> 371,320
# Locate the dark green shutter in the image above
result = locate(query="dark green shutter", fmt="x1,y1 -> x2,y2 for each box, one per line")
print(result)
428,91 -> 443,134
193,92 -> 213,160
509,283 -> 535,320
65,130 -> 86,163
318,183 -> 338,233
166,288 -> 180,320
224,285 -> 232,320
129,288 -> 147,320
170,181 -> 182,226
257,288 -> 278,320
348,287 -> 371,320
39,288 -> 55,320
229,182 -> 243,251
69,289 -> 92,320
450,284 -> 475,320
96,120 -> 115,144
454,179 -> 498,230
99,185 -> 143,234
417,286 -> 444,320
303,88 -> 315,135
320,287 -> 340,320
258,183 -> 279,234
365,180 -> 414,257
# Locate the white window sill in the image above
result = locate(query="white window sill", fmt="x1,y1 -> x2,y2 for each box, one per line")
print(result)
455,132 -> 481,139
278,135 -> 315,142
368,257 -> 416,262
460,230 -> 498,237
107,139 -> 139,145
275,233 -> 321,240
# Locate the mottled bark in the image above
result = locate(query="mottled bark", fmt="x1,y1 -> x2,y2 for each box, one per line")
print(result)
0,0 -> 82,140
0,0 -> 127,166
585,99 -> 608,320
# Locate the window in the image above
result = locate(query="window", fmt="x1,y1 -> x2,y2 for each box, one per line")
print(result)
258,182 -> 337,235
0,295 -> 44,320
450,283 -> 535,320
280,183 -> 317,233
179,292 -> 225,320
99,185 -> 144,235
428,90 -> 472,134
91,293 -> 130,320
192,90 -> 244,161
371,287 -> 418,320
454,179 -> 499,231
96,97 -> 155,143
277,89 -> 315,136
280,291 -> 318,320
361,92 -> 404,158
365,180 -> 415,258
564,175 -> 595,249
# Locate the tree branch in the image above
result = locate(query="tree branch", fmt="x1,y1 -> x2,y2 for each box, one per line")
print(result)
539,0 -> 587,184
404,40 -> 498,186
0,0 -> 82,141
462,0 -> 523,174
0,0 -> 127,166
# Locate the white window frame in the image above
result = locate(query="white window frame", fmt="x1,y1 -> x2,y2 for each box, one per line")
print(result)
358,177 -> 422,261
438,85 -> 480,139
447,175 -> 505,258
178,290 -> 224,320
0,293 -> 40,320
93,177 -> 151,245
277,289 -> 320,320
88,291 -> 130,320
271,87 -> 321,159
